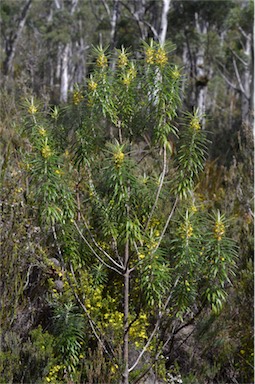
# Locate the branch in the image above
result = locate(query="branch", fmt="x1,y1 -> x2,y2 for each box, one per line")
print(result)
238,26 -> 249,40
230,48 -> 248,67
81,214 -> 124,269
233,58 -> 247,98
69,263 -> 116,360
152,197 -> 178,254
23,264 -> 35,290
101,0 -> 111,17
216,61 -> 240,92
74,221 -> 123,275
145,142 -> 167,230
143,20 -> 159,41
129,276 -> 180,372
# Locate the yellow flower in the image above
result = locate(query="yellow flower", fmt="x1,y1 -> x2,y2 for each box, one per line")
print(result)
145,47 -> 155,65
39,127 -> 46,136
191,205 -> 197,213
28,105 -> 37,115
214,220 -> 225,241
73,90 -> 84,105
118,48 -> 129,68
122,74 -> 131,87
96,53 -> 108,68
138,253 -> 145,260
127,63 -> 137,79
88,79 -> 98,91
190,117 -> 201,131
172,69 -> 180,80
155,47 -> 168,67
114,151 -> 125,168
55,169 -> 61,175
180,222 -> 193,239
41,144 -> 52,159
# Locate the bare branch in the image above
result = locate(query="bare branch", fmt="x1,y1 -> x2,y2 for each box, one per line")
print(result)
152,197 -> 178,254
230,48 -> 248,67
74,221 -> 123,275
233,58 -> 247,97
101,0 -> 111,17
81,214 -> 124,269
216,61 -> 240,92
238,26 -> 249,40
143,20 -> 159,41
145,143 -> 167,230
69,263 -> 116,359
129,276 -> 180,372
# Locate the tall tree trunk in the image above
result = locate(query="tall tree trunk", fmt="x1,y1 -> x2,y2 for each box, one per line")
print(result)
60,43 -> 70,103
59,0 -> 79,102
194,12 -> 208,127
239,31 -> 252,126
3,0 -> 32,77
109,0 -> 120,50
158,0 -> 171,45
123,241 -> 129,384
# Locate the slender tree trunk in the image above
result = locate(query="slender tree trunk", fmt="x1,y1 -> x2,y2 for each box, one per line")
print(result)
3,0 -> 32,76
109,0 -> 120,50
60,43 -> 70,103
59,0 -> 79,102
194,13 -> 209,127
122,239 -> 129,384
158,0 -> 171,45
240,32 -> 252,125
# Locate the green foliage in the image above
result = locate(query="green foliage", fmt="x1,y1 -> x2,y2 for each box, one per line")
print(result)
51,302 -> 85,379
19,42 -> 239,383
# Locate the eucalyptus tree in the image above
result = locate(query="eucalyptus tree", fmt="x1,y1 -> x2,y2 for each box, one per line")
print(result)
0,0 -> 32,77
23,42 -> 236,383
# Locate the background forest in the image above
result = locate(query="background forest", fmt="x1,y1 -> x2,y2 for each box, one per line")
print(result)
0,0 -> 254,383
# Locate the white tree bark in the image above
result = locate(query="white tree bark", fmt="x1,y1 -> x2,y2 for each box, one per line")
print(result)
122,0 -> 171,44
59,0 -> 79,103
194,12 -> 208,127
3,0 -> 32,76
60,43 -> 70,103
158,0 -> 171,45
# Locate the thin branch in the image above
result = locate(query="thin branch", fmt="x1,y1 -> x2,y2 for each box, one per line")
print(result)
129,276 -> 180,373
101,0 -> 111,17
143,20 -> 159,41
81,215 -> 124,269
74,221 -> 123,275
52,225 -> 64,263
23,264 -> 35,290
145,142 -> 167,231
216,61 -> 240,92
152,197 -> 178,254
238,26 -> 249,40
69,263 -> 116,360
233,58 -> 247,98
230,48 -> 248,67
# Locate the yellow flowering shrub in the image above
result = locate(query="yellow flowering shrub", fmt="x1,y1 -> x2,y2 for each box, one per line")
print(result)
118,47 -> 129,68
96,53 -> 108,68
214,219 -> 225,241
190,116 -> 201,131
88,79 -> 98,91
114,151 -> 125,168
28,105 -> 37,115
145,47 -> 155,65
155,47 -> 168,67
73,90 -> 84,105
41,144 -> 52,159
